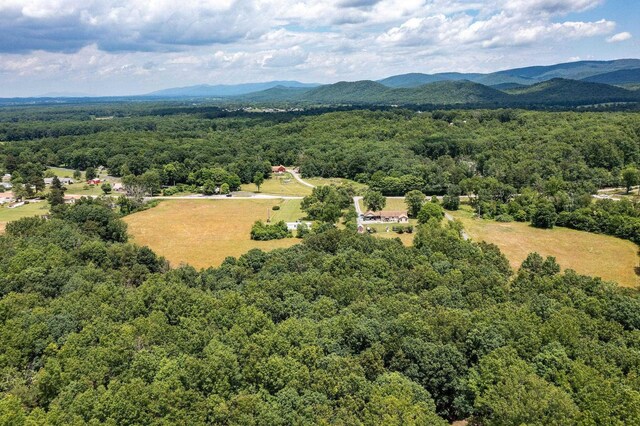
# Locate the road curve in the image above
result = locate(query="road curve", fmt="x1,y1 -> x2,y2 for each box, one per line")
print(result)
286,168 -> 316,188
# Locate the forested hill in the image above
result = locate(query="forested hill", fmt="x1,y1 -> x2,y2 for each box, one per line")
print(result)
1,199 -> 640,424
239,78 -> 640,106
378,59 -> 640,87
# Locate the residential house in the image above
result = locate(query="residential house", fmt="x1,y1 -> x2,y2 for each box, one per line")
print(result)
1,182 -> 12,190
112,183 -> 124,192
87,178 -> 102,185
2,173 -> 11,182
44,177 -> 74,185
0,192 -> 14,204
271,165 -> 287,174
362,210 -> 409,223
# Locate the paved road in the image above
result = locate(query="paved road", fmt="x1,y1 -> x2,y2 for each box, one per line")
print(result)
144,194 -> 303,201
286,168 -> 316,188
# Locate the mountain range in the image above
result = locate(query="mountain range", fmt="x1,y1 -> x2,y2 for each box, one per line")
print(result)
140,59 -> 640,107
9,59 -> 638,107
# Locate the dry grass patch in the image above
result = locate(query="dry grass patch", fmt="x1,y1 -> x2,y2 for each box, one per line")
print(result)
124,199 -> 304,269
450,208 -> 639,288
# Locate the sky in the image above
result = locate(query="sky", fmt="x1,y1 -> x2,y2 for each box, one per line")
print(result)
0,0 -> 638,97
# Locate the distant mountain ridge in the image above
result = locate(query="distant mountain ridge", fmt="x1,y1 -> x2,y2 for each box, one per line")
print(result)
376,59 -> 640,88
148,81 -> 320,97
238,78 -> 640,106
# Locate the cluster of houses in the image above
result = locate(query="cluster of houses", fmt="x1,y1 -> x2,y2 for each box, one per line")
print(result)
0,171 -> 126,208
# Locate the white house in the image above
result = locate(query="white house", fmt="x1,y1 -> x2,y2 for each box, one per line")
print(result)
286,221 -> 312,231
44,177 -> 74,185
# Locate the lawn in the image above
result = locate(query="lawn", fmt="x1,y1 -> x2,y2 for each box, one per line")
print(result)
48,167 -> 75,178
450,207 -> 639,288
358,197 -> 408,212
0,201 -> 49,233
240,173 -> 313,196
364,223 -> 415,246
124,199 -> 305,269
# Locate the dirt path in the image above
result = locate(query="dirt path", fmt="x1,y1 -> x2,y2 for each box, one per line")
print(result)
286,168 -> 316,188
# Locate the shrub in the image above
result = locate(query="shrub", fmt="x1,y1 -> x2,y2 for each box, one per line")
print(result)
442,195 -> 460,211
272,205 -> 281,211
250,221 -> 291,240
513,209 -> 528,222
495,214 -> 514,222
531,201 -> 558,229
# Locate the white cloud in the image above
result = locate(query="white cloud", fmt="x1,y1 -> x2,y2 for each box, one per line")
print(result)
607,31 -> 632,43
0,0 -> 634,96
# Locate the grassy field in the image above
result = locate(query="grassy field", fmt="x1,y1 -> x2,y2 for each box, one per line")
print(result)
48,167 -> 75,178
241,173 -> 313,196
450,207 -> 639,287
124,199 -> 305,269
306,177 -> 368,193
0,201 -> 49,233
64,183 -> 106,196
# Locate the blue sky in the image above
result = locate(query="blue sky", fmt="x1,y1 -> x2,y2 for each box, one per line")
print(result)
0,0 -> 637,97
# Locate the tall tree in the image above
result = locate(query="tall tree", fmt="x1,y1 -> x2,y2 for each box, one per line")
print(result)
621,166 -> 639,194
85,167 -> 97,180
363,190 -> 386,212
405,190 -> 426,217
253,172 -> 265,192
47,176 -> 66,207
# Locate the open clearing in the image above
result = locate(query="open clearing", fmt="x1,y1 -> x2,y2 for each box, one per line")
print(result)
0,201 -> 49,233
450,207 -> 639,287
306,177 -> 368,193
124,199 -> 305,269
241,173 -> 313,196
358,197 -> 416,246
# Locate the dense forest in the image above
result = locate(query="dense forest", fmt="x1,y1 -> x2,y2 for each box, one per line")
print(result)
1,104 -> 640,423
1,200 -> 640,424
2,105 -> 640,241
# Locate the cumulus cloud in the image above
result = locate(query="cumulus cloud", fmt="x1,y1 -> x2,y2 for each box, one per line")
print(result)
0,0 -> 634,96
607,31 -> 632,43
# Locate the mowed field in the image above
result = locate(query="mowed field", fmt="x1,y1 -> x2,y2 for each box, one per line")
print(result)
450,207 -> 639,287
240,173 -> 313,196
124,199 -> 305,269
0,201 -> 49,233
